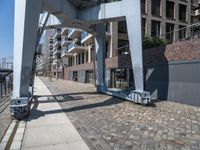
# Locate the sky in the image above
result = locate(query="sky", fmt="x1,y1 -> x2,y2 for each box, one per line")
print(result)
0,0 -> 14,59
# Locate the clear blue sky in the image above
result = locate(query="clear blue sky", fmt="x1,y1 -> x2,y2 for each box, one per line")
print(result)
0,0 -> 14,59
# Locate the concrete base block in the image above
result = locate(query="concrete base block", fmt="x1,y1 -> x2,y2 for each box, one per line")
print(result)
10,97 -> 30,120
130,90 -> 151,104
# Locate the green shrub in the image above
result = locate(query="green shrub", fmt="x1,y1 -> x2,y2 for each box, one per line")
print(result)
142,36 -> 170,49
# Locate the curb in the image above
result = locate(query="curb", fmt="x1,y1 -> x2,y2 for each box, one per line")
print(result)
0,120 -> 26,150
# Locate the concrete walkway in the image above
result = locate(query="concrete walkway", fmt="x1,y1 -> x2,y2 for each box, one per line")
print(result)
21,77 -> 90,150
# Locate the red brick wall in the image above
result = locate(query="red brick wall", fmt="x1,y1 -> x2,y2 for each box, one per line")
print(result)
143,39 -> 200,64
106,38 -> 200,68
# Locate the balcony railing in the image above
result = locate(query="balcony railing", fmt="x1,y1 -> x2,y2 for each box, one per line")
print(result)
61,49 -> 74,57
192,0 -> 200,5
68,43 -> 75,50
81,32 -> 93,43
159,22 -> 200,42
81,32 -> 90,40
61,36 -> 73,46
195,9 -> 200,16
68,28 -> 82,38
61,28 -> 68,35
67,42 -> 85,53
0,75 -> 13,99
68,29 -> 75,37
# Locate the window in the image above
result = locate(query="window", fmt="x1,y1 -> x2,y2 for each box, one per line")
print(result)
179,25 -> 186,40
141,0 -> 147,14
151,0 -> 161,17
118,40 -> 129,56
142,18 -> 146,36
151,20 -> 160,36
105,41 -> 109,58
81,52 -> 84,64
118,21 -> 127,34
166,1 -> 175,19
166,23 -> 174,41
179,4 -> 187,22
78,54 -> 81,65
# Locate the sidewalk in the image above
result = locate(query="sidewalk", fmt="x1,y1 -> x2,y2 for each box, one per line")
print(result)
21,77 -> 90,150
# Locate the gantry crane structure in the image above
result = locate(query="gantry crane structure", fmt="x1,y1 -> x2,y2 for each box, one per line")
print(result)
11,0 -> 151,119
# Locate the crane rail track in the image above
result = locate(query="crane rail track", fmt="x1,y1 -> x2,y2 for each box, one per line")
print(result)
0,96 -> 11,113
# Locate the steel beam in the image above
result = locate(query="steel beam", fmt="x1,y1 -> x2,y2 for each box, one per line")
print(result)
11,0 -> 41,119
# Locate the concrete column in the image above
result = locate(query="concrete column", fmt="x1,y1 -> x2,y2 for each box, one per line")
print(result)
125,0 -> 144,92
84,51 -> 87,63
161,0 -> 166,37
74,54 -> 77,65
88,46 -> 91,63
94,24 -> 106,92
146,0 -> 152,36
110,22 -> 118,57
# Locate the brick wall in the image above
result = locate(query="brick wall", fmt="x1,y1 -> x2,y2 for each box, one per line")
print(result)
143,39 -> 200,64
106,38 -> 200,68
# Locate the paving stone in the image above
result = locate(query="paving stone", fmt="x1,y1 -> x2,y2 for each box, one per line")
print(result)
40,77 -> 200,150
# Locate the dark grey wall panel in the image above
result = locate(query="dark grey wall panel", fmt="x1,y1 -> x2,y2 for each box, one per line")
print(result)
145,60 -> 200,106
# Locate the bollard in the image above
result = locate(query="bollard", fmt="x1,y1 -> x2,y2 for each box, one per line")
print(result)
4,81 -> 7,96
0,84 -> 2,98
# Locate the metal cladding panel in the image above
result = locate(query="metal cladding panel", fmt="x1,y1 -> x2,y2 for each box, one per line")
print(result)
145,60 -> 200,106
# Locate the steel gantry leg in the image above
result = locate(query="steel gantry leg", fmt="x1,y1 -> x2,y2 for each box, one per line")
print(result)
11,0 -> 41,119
125,0 -> 151,104
94,24 -> 106,92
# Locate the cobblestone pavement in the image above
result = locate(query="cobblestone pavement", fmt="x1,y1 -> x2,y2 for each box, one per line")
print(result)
0,96 -> 12,141
40,77 -> 200,150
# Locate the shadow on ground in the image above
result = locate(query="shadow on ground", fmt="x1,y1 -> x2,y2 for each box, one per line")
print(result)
28,92 -> 124,121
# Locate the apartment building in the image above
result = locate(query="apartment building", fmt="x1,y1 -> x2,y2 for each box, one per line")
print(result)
36,30 -> 54,76
52,28 -> 62,79
192,0 -> 200,23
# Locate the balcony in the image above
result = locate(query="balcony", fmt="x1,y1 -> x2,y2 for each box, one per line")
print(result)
68,29 -> 82,39
61,28 -> 69,35
68,43 -> 85,53
53,31 -> 61,39
53,49 -> 61,56
61,36 -> 73,46
61,49 -> 74,58
195,9 -> 200,16
81,32 -> 93,44
192,0 -> 200,9
53,40 -> 61,48
53,59 -> 57,65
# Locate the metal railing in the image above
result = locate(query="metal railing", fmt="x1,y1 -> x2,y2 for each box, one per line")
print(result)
159,22 -> 200,42
0,76 -> 13,99
68,43 -> 75,50
81,32 -> 90,40
192,0 -> 200,5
